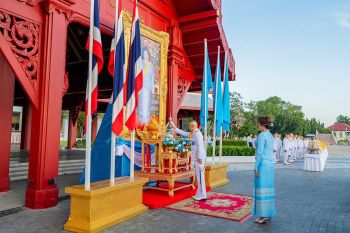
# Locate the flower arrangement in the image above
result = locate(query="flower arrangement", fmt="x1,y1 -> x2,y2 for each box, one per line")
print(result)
178,137 -> 191,146
308,140 -> 325,154
319,140 -> 327,150
162,136 -> 178,147
175,144 -> 186,153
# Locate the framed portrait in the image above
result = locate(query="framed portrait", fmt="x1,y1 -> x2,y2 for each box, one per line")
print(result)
123,10 -> 169,132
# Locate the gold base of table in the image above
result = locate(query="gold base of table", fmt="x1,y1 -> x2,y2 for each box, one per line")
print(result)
205,163 -> 230,189
135,170 -> 195,197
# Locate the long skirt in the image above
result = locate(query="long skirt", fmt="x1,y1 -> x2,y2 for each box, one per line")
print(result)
138,88 -> 152,124
253,159 -> 276,217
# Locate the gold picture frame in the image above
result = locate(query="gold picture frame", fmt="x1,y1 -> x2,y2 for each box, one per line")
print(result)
121,10 -> 169,139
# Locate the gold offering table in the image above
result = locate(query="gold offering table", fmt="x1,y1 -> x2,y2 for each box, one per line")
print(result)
136,117 -> 194,197
135,170 -> 195,197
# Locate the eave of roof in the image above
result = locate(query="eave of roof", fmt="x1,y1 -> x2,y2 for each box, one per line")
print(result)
173,0 -> 236,91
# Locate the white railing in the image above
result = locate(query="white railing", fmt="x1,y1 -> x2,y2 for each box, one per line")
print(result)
11,131 -> 21,144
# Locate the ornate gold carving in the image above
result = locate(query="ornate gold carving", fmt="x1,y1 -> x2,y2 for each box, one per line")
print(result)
121,10 -> 169,136
0,11 -> 39,90
135,170 -> 195,197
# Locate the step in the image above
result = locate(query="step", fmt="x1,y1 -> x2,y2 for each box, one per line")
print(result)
58,170 -> 83,176
58,159 -> 86,164
9,163 -> 85,172
9,162 -> 29,167
9,166 -> 29,172
59,166 -> 84,172
9,170 -> 28,177
9,159 -> 85,181
10,175 -> 28,181
9,160 -> 84,167
10,165 -> 84,173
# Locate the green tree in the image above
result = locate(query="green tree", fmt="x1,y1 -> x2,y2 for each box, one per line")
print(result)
78,112 -> 85,139
229,92 -> 246,136
255,96 -> 284,117
225,92 -> 330,137
336,115 -> 350,125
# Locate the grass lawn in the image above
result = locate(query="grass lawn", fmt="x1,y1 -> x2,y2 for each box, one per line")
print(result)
60,140 -> 67,147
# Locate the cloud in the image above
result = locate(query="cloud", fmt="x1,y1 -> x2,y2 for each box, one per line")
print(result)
335,13 -> 350,29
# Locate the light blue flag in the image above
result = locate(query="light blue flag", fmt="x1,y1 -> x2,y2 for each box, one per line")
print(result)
222,54 -> 231,133
213,51 -> 223,136
200,41 -> 213,132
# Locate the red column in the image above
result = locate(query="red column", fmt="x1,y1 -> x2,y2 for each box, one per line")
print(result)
25,4 -> 68,209
92,117 -> 98,142
167,59 -> 179,124
67,111 -> 77,149
167,22 -> 188,124
20,101 -> 32,150
0,53 -> 15,192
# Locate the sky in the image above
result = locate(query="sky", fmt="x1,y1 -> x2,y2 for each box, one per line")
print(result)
222,0 -> 350,126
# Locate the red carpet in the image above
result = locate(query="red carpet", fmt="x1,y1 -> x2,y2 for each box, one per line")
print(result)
166,192 -> 253,222
143,182 -> 210,209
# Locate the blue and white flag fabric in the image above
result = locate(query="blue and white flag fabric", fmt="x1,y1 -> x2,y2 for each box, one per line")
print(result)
222,53 -> 231,133
213,49 -> 223,136
200,40 -> 213,132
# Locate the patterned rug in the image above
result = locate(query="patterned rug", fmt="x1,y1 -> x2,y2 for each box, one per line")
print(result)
166,192 -> 253,222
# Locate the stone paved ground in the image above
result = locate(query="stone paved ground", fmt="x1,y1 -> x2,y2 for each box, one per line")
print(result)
0,155 -> 349,233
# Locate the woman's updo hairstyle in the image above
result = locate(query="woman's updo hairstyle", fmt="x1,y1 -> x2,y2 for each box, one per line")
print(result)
258,116 -> 273,129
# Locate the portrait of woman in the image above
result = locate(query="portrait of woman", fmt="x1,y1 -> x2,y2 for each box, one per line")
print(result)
136,36 -> 161,127
138,47 -> 155,125
253,116 -> 276,224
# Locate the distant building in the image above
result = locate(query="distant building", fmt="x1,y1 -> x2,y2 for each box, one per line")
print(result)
328,122 -> 350,144
178,92 -> 213,130
11,106 -> 23,144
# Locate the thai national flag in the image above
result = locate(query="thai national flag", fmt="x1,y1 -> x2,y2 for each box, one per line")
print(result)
85,0 -> 104,122
108,0 -> 125,135
125,0 -> 143,131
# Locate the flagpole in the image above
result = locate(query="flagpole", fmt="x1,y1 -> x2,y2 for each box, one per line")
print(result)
85,0 -> 94,190
212,46 -> 221,165
219,126 -> 223,163
130,130 -> 135,181
204,39 -> 208,155
110,0 -> 120,186
110,133 -> 116,185
220,52 -> 228,164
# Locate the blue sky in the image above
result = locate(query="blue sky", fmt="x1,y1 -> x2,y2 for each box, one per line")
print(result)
222,0 -> 350,126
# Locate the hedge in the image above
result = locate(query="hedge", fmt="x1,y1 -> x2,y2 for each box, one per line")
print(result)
75,139 -> 86,148
216,139 -> 247,147
207,146 -> 255,156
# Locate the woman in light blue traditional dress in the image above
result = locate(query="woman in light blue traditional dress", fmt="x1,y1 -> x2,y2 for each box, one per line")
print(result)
253,116 -> 276,224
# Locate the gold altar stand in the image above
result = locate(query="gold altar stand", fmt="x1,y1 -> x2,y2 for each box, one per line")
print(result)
135,170 -> 195,197
158,151 -> 192,173
136,118 -> 194,197
141,138 -> 163,171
